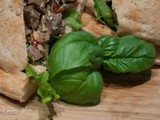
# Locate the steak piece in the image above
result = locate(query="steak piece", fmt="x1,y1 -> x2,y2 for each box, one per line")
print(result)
25,0 -> 48,12
35,11 -> 62,43
24,5 -> 41,30
27,45 -> 43,61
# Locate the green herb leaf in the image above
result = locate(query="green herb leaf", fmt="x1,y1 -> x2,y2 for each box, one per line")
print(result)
98,35 -> 156,73
25,64 -> 59,103
47,31 -> 103,105
37,81 -> 60,103
52,68 -> 103,105
63,9 -> 82,30
25,64 -> 39,78
47,31 -> 103,79
93,0 -> 117,29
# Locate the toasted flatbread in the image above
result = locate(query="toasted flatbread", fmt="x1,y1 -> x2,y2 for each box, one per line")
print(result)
0,0 -> 27,73
112,0 -> 160,45
0,69 -> 37,102
81,12 -> 115,37
0,0 -> 37,102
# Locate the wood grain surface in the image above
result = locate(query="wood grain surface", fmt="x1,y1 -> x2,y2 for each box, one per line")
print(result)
0,68 -> 160,120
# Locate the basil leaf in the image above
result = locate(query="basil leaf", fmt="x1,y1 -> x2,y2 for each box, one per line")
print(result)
51,68 -> 103,105
63,9 -> 82,30
25,64 -> 59,103
93,0 -> 117,29
98,35 -> 156,73
47,31 -> 103,105
47,31 -> 103,79
25,64 -> 39,79
37,81 -> 60,103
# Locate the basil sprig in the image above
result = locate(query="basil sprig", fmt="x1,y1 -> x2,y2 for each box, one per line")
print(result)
47,31 -> 155,105
26,31 -> 156,105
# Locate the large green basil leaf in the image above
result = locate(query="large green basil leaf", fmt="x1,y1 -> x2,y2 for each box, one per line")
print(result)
47,31 -> 103,105
47,31 -> 103,79
98,35 -> 156,73
51,67 -> 103,105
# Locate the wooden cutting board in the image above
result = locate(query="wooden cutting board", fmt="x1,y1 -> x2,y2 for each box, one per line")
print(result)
0,68 -> 160,120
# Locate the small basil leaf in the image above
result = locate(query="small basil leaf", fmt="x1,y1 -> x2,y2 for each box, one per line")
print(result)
98,35 -> 156,73
25,64 -> 39,79
93,0 -> 117,29
63,9 -> 82,30
47,31 -> 103,79
38,82 -> 60,103
51,68 -> 103,105
25,64 -> 59,103
39,71 -> 49,83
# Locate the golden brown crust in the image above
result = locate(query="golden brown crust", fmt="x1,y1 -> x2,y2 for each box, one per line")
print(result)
81,12 -> 115,37
112,0 -> 160,45
0,0 -> 27,73
0,69 -> 37,102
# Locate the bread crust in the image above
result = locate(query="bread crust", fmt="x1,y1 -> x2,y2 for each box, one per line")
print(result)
0,0 -> 37,102
81,12 -> 115,37
0,0 -> 27,73
112,0 -> 160,45
0,69 -> 37,102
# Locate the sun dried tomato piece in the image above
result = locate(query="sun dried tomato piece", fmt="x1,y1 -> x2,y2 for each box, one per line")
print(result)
53,4 -> 62,13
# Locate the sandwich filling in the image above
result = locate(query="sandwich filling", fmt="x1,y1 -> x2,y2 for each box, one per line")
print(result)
24,0 -> 79,64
